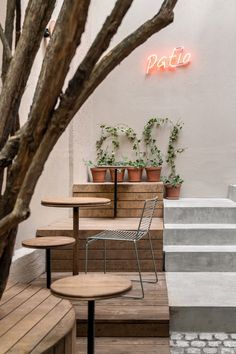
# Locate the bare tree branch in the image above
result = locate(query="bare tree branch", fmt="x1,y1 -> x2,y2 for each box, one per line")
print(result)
65,0 -> 134,100
15,0 -> 21,47
0,23 -> 12,64
0,134 -> 21,168
0,0 -> 56,150
2,0 -> 15,81
25,0 -> 91,148
58,0 -> 178,121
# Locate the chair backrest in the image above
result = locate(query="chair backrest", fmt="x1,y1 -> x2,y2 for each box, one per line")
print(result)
137,197 -> 158,236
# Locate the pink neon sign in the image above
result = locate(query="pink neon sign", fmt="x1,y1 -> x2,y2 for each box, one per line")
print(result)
146,47 -> 191,74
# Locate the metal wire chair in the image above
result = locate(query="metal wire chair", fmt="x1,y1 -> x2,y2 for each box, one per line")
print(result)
85,197 -> 158,299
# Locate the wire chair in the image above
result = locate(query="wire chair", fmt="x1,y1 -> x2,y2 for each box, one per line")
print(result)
85,197 -> 158,299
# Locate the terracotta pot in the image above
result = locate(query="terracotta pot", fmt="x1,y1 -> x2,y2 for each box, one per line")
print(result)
165,184 -> 181,199
145,166 -> 162,182
109,168 -> 125,182
90,167 -> 107,182
127,167 -> 143,182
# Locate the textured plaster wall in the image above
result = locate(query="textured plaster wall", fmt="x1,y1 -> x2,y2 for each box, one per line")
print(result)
74,0 -> 236,197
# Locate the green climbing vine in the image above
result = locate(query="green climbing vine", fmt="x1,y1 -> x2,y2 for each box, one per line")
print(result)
142,117 -> 168,166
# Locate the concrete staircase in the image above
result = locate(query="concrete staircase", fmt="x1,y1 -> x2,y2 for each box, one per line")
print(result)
164,198 -> 236,331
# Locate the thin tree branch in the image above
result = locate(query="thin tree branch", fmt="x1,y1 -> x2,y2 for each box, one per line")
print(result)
0,0 -> 56,150
2,0 -> 15,81
0,134 -> 21,168
0,23 -> 12,64
58,0 -> 178,121
15,0 -> 21,47
25,0 -> 91,147
65,0 -> 134,100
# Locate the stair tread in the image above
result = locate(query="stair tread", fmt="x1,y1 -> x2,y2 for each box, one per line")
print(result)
164,198 -> 236,208
164,245 -> 236,252
165,223 -> 236,229
37,217 -> 163,232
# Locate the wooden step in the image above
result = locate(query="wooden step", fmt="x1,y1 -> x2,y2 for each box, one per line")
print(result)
76,337 -> 170,354
32,272 -> 169,338
37,217 -> 164,272
73,182 -> 164,218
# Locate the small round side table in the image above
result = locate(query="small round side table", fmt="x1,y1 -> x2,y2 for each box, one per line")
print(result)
51,274 -> 132,354
22,236 -> 75,288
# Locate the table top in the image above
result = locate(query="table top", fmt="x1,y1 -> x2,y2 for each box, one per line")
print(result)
22,236 -> 75,249
41,196 -> 111,208
51,274 -> 132,301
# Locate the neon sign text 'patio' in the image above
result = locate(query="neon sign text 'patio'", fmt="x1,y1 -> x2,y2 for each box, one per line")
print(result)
146,47 -> 191,74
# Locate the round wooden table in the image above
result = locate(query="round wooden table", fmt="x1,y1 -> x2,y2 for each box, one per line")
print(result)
22,236 -> 75,288
41,197 -> 111,275
51,274 -> 132,354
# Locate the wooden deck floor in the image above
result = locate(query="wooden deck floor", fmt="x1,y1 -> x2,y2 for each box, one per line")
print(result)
32,272 -> 169,337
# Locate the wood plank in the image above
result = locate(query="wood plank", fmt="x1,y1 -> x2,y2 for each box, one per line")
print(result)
77,322 -> 169,337
0,283 -> 30,306
51,249 -> 163,260
51,260 -> 163,272
79,208 -> 163,218
11,300 -> 73,353
50,238 -> 163,250
0,295 -> 61,352
76,337 -> 170,354
73,192 -> 163,201
73,182 -> 164,193
36,217 -> 164,233
0,285 -> 41,320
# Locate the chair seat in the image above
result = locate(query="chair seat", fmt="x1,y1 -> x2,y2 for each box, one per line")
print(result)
88,230 -> 147,242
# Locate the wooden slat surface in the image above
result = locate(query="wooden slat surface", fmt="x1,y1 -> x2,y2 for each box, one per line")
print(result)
33,272 -> 169,338
36,217 -> 163,233
73,182 -> 163,218
73,182 -> 164,193
0,283 -> 75,354
76,337 -> 170,354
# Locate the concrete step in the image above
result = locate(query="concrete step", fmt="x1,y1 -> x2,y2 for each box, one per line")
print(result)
164,223 -> 236,245
164,198 -> 236,224
164,245 -> 236,271
166,272 -> 236,332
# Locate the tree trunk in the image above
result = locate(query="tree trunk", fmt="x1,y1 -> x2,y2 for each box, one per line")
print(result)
0,228 -> 17,298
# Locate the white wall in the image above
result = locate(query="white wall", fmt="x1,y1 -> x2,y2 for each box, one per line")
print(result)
73,0 -> 236,197
1,0 -> 236,249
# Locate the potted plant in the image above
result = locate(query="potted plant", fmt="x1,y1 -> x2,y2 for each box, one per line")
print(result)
162,174 -> 184,199
162,120 -> 185,199
127,159 -> 146,182
85,151 -> 112,183
142,117 -> 168,182
109,160 -> 126,182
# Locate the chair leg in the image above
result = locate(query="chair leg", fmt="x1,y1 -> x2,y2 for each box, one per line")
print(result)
148,232 -> 158,283
85,240 -> 89,273
122,240 -> 144,299
134,240 -> 145,298
104,240 -> 106,274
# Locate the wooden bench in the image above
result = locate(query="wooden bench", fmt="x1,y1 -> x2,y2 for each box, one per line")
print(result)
37,182 -> 164,272
0,281 -> 76,353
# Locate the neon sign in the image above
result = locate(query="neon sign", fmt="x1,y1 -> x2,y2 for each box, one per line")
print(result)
146,47 -> 191,74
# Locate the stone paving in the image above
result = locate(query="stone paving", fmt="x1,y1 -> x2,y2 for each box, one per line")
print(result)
171,333 -> 236,354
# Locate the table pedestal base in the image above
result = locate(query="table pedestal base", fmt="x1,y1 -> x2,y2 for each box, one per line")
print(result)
88,300 -> 95,354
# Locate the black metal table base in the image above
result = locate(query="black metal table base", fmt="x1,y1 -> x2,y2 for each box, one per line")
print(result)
46,248 -> 51,289
88,300 -> 95,354
114,168 -> 118,218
